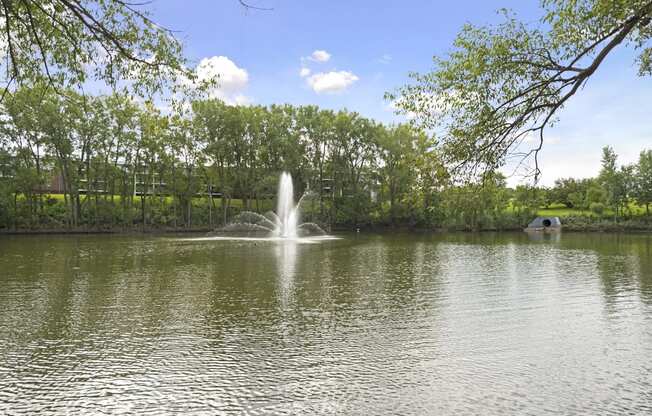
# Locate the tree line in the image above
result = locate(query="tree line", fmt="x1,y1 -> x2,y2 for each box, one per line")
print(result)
0,85 -> 650,232
0,85 -> 439,230
546,147 -> 652,217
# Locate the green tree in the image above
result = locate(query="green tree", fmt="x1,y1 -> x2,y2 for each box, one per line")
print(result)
169,113 -> 203,228
98,93 -> 140,225
296,106 -> 336,216
1,84 -> 50,222
634,149 -> 652,216
390,0 -> 652,180
440,172 -> 510,230
598,146 -> 620,215
331,111 -> 378,227
377,124 -> 427,225
0,0 -> 188,99
598,146 -> 636,218
193,99 -> 239,225
513,185 -> 543,220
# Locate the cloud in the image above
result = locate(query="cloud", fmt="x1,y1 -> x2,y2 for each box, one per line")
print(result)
232,94 -> 253,106
196,56 -> 248,93
309,50 -> 331,63
378,54 -> 392,64
181,56 -> 252,105
306,71 -> 359,94
299,67 -> 311,78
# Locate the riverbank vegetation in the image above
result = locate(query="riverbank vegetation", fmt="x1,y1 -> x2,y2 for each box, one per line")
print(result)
0,84 -> 650,232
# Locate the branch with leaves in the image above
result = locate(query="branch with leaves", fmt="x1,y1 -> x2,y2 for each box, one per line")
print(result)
0,0 -> 188,101
389,0 -> 652,183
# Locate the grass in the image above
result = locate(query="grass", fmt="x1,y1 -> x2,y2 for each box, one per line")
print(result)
22,193 -> 652,220
536,202 -> 648,218
537,203 -> 594,217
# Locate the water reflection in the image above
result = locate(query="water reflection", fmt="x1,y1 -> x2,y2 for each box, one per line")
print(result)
524,230 -> 562,242
275,241 -> 298,309
1,233 -> 651,414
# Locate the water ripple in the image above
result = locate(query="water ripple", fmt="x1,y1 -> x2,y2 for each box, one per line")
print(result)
0,232 -> 651,414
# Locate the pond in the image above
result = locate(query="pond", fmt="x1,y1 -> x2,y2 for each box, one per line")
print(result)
1,232 -> 651,414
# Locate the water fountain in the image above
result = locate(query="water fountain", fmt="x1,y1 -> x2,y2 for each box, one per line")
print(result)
275,172 -> 299,238
215,172 -> 327,239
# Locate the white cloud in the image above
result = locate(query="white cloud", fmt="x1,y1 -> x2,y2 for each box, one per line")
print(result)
196,56 -> 248,93
233,94 -> 253,106
306,71 -> 359,94
181,56 -> 252,105
299,67 -> 311,78
310,50 -> 331,63
378,54 -> 392,64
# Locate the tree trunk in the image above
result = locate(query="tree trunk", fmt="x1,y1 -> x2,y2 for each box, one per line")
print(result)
13,192 -> 18,230
222,195 -> 228,226
208,184 -> 213,228
187,198 -> 192,229
172,162 -> 177,229
318,164 -> 324,216
141,191 -> 146,231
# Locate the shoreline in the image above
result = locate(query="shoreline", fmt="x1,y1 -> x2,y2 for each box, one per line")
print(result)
1,225 -> 650,237
0,227 -> 213,236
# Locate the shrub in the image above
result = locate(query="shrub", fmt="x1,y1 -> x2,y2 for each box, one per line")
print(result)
590,202 -> 605,215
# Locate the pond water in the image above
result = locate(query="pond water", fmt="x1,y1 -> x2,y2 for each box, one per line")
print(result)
1,232 -> 651,415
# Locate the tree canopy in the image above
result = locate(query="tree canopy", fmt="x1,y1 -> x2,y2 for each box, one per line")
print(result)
389,0 -> 652,181
0,85 -> 650,232
0,0 -> 220,101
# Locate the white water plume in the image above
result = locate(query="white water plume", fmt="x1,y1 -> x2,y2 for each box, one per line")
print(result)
214,171 -> 327,239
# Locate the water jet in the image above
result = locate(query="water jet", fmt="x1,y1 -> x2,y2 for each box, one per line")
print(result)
213,172 -> 327,239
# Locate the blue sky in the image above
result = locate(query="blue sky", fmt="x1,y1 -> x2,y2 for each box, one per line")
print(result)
149,0 -> 651,186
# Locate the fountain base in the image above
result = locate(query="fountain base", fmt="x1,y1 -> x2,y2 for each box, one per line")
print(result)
211,171 -> 328,239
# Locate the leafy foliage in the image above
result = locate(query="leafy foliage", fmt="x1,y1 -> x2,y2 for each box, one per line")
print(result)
389,0 -> 652,181
0,0 -> 189,99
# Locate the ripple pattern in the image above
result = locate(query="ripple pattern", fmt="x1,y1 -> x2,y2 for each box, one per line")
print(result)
0,233 -> 651,414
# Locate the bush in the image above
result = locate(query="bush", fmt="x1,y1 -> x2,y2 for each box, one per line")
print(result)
590,202 -> 605,215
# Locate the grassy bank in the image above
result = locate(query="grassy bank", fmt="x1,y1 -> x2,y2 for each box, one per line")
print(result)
532,204 -> 652,232
1,195 -> 651,235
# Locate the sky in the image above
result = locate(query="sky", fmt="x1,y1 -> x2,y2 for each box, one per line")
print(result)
147,0 -> 651,186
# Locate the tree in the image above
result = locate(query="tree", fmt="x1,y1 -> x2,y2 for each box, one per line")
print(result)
0,0 -> 189,100
634,149 -> 652,215
296,106 -> 335,216
331,111 -> 378,227
586,183 -> 608,206
169,113 -> 203,228
551,177 -> 590,208
598,146 -> 620,214
98,92 -> 139,224
389,0 -> 652,181
598,146 -> 637,218
513,185 -> 544,218
413,145 -> 447,226
377,124 -> 428,225
0,148 -> 15,228
439,172 -> 510,230
1,84 -> 51,221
